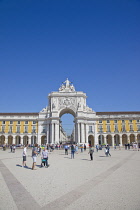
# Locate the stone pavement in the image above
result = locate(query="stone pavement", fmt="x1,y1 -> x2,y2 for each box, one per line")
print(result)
0,147 -> 140,210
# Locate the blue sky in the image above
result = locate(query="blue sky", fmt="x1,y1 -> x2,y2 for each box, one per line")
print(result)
0,0 -> 140,134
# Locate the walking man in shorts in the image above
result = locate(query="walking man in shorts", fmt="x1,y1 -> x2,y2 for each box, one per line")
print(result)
32,144 -> 38,170
22,144 -> 28,167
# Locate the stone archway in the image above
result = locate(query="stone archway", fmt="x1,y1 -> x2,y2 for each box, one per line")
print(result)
98,135 -> 104,145
106,135 -> 112,146
15,136 -> 21,145
40,79 -> 96,146
23,136 -> 28,145
88,135 -> 94,147
8,135 -> 13,145
41,136 -> 47,145
31,136 -> 36,145
0,135 -> 5,145
114,134 -> 120,146
137,134 -> 140,148
122,134 -> 128,145
130,134 -> 135,144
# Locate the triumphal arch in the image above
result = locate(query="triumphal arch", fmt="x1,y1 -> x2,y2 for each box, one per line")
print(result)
38,79 -> 97,145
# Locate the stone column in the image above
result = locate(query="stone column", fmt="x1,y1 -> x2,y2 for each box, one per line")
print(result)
112,135 -> 114,147
104,135 -> 107,145
77,123 -> 80,144
28,136 -> 31,145
5,136 -> 8,144
46,124 -> 49,144
51,123 -> 54,144
86,124 -> 89,145
120,135 -> 122,146
55,123 -> 59,144
20,136 -> 23,145
81,123 -> 85,143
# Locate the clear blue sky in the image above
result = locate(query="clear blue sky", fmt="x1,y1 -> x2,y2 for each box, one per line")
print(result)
0,0 -> 140,134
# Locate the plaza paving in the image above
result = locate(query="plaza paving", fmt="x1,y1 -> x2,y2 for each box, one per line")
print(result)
0,147 -> 140,210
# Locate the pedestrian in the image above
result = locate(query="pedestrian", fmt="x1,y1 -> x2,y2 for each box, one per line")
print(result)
84,144 -> 86,151
89,147 -> 94,160
81,144 -> 83,152
13,145 -> 16,153
64,144 -> 68,155
32,143 -> 38,170
96,144 -> 99,152
105,145 -> 111,156
71,144 -> 75,159
22,144 -> 28,167
41,147 -> 49,168
10,145 -> 13,152
75,145 -> 78,154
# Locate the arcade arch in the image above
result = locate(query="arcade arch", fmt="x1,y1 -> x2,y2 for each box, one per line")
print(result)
41,135 -> 46,145
8,135 -> 13,145
31,136 -> 37,145
114,134 -> 120,146
122,134 -> 127,145
106,135 -> 112,146
23,136 -> 28,145
15,136 -> 21,145
130,134 -> 135,143
98,135 -> 104,145
0,135 -> 5,145
88,135 -> 94,146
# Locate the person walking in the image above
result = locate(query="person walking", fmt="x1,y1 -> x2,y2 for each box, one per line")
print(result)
71,144 -> 75,159
105,145 -> 111,156
41,147 -> 49,168
32,144 -> 38,170
64,144 -> 68,155
10,145 -> 13,152
89,147 -> 94,160
96,144 -> 99,152
22,144 -> 27,167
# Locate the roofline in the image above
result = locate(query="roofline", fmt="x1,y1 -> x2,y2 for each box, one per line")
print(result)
0,113 -> 39,115
96,111 -> 140,115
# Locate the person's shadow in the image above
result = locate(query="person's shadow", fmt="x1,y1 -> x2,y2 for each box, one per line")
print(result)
16,164 -> 32,169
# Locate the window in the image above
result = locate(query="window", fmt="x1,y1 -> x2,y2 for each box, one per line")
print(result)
122,125 -> 126,132
130,125 -> 133,131
114,120 -> 117,123
17,121 -> 20,124
17,126 -> 20,133
137,125 -> 140,131
107,120 -> 110,123
9,126 -> 12,133
32,126 -> 36,133
99,125 -> 103,132
2,126 -> 5,132
10,121 -> 13,124
89,126 -> 93,132
107,125 -> 110,132
122,120 -> 125,123
25,121 -> 28,124
129,120 -> 132,123
99,120 -> 102,123
42,126 -> 46,133
2,121 -> 5,124
33,121 -> 36,124
137,120 -> 140,123
25,126 -> 28,133
114,125 -> 118,132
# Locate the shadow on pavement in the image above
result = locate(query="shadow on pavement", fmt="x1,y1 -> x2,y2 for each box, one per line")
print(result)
81,159 -> 91,161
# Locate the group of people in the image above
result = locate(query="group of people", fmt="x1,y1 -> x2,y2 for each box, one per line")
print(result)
22,144 -> 49,170
21,143 -> 112,169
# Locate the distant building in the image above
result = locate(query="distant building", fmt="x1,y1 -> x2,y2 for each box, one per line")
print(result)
0,79 -> 140,146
